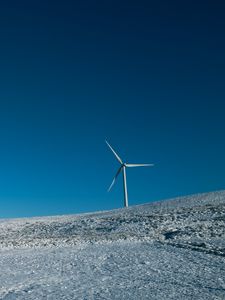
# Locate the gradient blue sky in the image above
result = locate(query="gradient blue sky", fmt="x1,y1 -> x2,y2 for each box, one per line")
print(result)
0,0 -> 225,218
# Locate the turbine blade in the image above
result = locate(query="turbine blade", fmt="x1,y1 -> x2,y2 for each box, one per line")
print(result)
108,166 -> 122,192
125,163 -> 154,167
105,140 -> 123,164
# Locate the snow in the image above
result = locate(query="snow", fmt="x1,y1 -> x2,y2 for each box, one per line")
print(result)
0,190 -> 225,299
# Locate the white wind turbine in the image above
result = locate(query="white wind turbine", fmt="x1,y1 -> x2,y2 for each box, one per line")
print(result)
106,140 -> 154,208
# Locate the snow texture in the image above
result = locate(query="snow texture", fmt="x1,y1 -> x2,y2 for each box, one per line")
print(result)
0,190 -> 225,299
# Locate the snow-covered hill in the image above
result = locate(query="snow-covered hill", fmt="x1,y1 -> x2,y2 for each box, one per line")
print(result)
0,191 -> 225,299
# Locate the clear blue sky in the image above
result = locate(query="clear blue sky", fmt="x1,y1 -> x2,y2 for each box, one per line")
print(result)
0,0 -> 225,218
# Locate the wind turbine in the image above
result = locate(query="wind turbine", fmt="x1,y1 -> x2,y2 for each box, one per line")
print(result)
106,140 -> 154,208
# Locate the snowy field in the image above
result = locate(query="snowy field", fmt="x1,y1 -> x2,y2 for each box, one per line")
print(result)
0,191 -> 225,299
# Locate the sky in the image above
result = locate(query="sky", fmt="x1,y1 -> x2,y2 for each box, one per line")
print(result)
0,0 -> 225,218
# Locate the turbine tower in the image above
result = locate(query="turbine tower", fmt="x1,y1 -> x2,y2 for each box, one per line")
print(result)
106,140 -> 154,208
